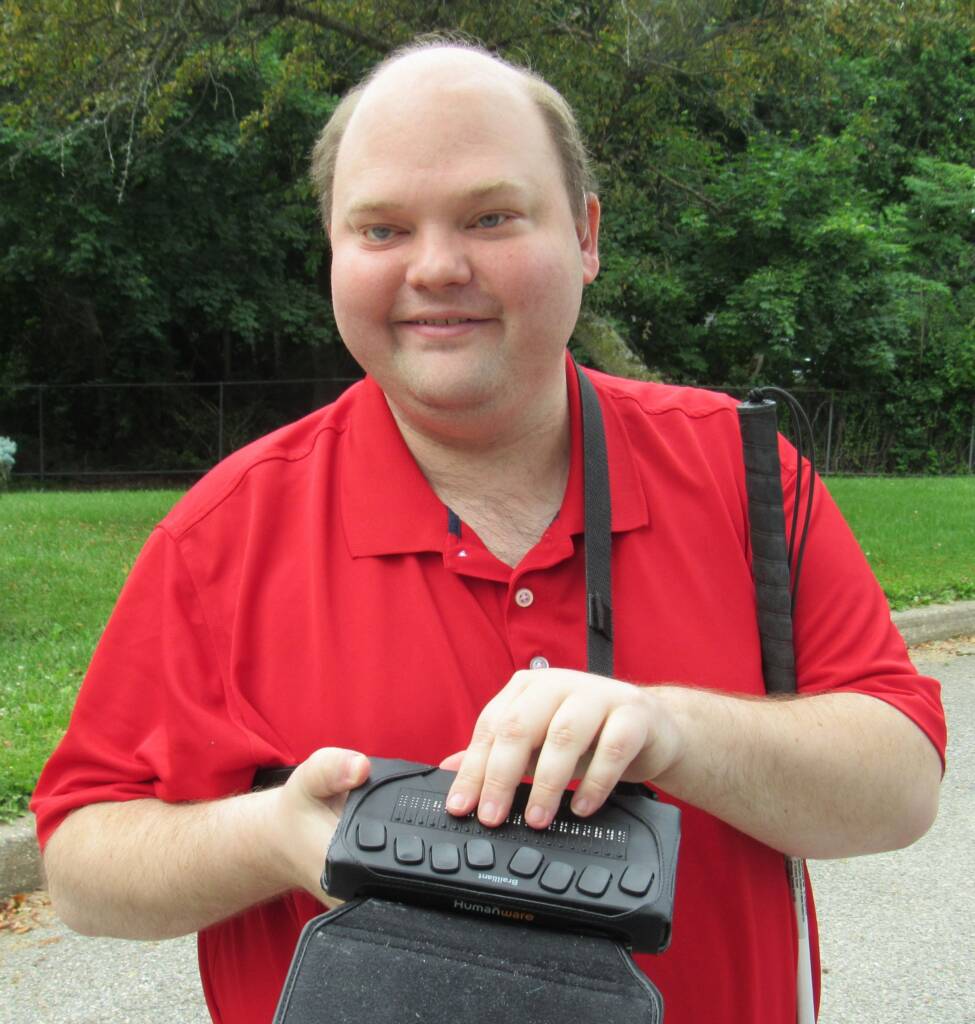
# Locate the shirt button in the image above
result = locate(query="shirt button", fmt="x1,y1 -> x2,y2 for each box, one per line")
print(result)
529,656 -> 549,670
515,588 -> 534,608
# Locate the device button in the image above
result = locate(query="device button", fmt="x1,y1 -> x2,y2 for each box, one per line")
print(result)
508,846 -> 544,878
431,843 -> 461,873
465,839 -> 495,870
577,865 -> 612,898
356,820 -> 387,851
394,835 -> 424,865
540,861 -> 574,893
619,865 -> 654,897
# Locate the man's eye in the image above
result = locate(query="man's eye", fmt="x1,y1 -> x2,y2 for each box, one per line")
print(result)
363,225 -> 396,242
475,213 -> 507,229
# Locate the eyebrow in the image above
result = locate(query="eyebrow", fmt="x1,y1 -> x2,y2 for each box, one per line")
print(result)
345,179 -> 531,218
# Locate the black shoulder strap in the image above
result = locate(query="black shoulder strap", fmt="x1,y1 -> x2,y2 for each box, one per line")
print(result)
575,362 -> 614,678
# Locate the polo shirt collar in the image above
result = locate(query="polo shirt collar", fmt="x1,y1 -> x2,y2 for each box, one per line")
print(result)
341,354 -> 648,558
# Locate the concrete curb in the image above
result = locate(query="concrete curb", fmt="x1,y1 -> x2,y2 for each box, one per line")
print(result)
888,599 -> 975,647
3,601 -> 973,902
0,815 -> 45,899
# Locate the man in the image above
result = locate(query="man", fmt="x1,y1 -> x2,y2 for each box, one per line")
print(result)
33,40 -> 945,1024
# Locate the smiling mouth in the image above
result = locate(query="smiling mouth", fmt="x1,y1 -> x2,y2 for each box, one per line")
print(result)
408,317 -> 482,325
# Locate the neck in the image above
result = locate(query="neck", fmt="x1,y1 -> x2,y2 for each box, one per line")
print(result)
388,380 -> 572,566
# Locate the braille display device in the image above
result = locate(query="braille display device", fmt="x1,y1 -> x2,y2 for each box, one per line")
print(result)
324,757 -> 681,955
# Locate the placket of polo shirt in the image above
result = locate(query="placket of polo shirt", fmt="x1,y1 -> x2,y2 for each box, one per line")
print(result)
441,512 -> 510,581
440,509 -> 584,671
504,526 -> 582,672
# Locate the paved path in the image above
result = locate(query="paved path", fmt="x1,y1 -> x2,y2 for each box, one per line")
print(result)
0,921 -> 207,1024
811,637 -> 975,1023
1,638 -> 971,1023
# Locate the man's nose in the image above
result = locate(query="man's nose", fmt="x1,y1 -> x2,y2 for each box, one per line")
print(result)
404,230 -> 473,290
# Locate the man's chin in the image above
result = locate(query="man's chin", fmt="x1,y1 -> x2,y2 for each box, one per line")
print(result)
409,381 -> 499,418
394,358 -> 502,412
385,370 -> 508,435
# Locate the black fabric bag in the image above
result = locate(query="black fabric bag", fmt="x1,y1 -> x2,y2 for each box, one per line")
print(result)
272,897 -> 663,1024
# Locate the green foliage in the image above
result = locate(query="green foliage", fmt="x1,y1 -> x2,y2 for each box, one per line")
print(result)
0,1 -> 972,472
0,40 -> 343,389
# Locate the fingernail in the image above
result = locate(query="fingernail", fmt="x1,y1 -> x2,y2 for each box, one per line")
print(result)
526,804 -> 548,828
447,792 -> 467,813
479,800 -> 500,824
345,753 -> 367,784
572,797 -> 591,817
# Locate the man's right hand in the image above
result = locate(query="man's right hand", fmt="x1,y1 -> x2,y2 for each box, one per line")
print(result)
43,747 -> 371,940
270,748 -> 371,903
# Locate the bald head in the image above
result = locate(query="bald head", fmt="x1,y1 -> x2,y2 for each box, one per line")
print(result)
360,45 -> 527,105
310,40 -> 595,230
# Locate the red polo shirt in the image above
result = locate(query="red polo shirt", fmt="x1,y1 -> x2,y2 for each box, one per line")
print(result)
33,359 -> 946,1024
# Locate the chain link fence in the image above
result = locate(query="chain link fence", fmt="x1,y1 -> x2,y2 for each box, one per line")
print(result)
1,379 -> 358,485
1,378 -> 973,484
718,386 -> 975,476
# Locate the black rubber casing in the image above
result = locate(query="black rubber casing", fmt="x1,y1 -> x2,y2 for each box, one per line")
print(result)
324,758 -> 680,955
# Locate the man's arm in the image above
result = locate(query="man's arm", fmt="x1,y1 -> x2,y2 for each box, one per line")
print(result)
43,748 -> 369,940
442,669 -> 941,860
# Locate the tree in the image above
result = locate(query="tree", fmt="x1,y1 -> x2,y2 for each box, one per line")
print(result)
1,0 -> 972,472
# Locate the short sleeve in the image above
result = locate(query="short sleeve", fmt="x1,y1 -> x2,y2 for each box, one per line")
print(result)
781,452 -> 946,766
31,526 -> 259,848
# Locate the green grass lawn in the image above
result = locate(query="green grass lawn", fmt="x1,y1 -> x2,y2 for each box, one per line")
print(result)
1,478 -> 972,822
0,491 -> 183,821
823,476 -> 974,608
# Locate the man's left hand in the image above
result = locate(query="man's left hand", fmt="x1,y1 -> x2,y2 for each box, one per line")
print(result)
441,668 -> 683,829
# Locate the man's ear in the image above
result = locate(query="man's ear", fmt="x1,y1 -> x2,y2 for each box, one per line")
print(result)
579,193 -> 601,284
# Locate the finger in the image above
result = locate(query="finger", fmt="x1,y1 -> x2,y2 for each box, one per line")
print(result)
524,694 -> 606,828
445,717 -> 505,818
439,751 -> 466,772
293,748 -> 370,802
571,707 -> 649,816
446,674 -> 534,818
473,683 -> 570,826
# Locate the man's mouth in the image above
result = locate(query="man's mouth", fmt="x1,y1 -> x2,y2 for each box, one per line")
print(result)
409,318 -> 479,325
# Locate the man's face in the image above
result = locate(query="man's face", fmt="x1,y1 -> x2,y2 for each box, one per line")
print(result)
328,55 -> 600,437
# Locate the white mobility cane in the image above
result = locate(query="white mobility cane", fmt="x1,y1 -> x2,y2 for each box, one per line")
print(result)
738,391 -> 818,1023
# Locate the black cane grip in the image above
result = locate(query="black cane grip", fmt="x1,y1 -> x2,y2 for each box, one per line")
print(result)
737,399 -> 796,695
